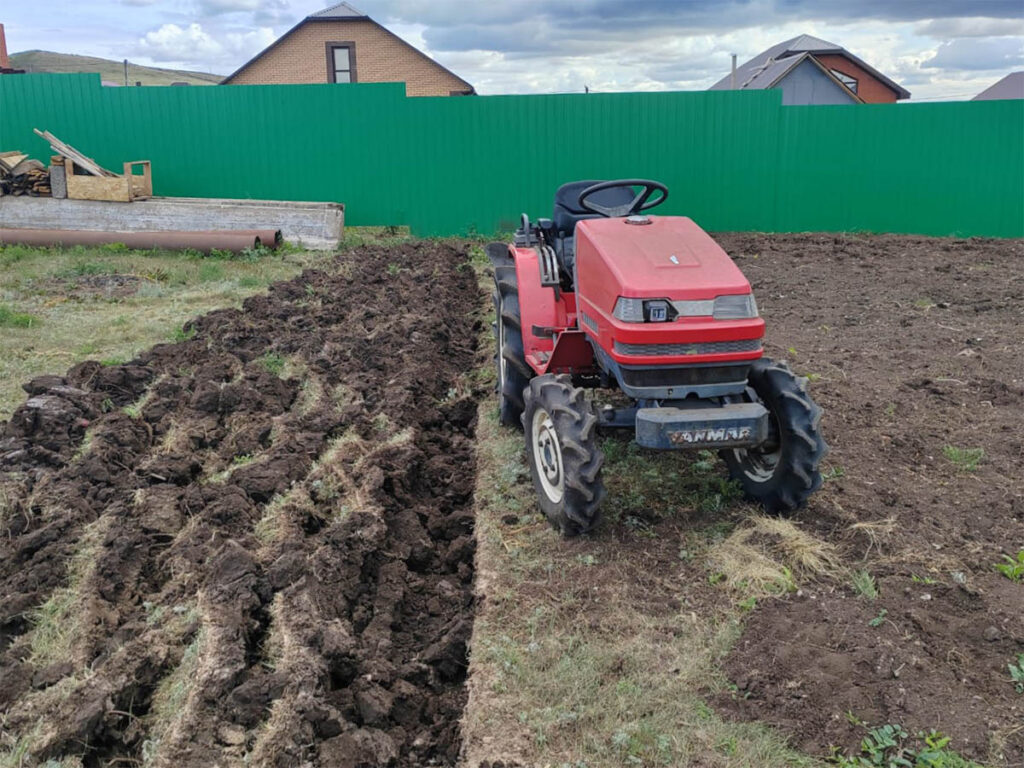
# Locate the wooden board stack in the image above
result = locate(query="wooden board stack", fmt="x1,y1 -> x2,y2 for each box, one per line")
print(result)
0,151 -> 51,197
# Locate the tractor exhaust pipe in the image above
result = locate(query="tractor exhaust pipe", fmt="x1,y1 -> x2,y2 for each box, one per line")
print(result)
730,53 -> 737,89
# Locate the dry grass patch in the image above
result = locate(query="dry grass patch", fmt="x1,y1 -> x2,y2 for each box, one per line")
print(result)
706,516 -> 842,598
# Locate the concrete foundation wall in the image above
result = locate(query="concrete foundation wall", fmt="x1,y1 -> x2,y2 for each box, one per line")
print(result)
0,197 -> 344,250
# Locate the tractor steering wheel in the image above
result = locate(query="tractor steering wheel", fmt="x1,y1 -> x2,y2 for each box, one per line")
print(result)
577,179 -> 668,218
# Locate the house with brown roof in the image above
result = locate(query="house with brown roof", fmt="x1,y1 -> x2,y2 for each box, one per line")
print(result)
709,34 -> 910,105
222,2 -> 474,97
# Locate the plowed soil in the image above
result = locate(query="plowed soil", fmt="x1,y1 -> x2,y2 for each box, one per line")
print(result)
712,233 -> 1024,764
2,232 -> 1022,767
0,242 -> 482,766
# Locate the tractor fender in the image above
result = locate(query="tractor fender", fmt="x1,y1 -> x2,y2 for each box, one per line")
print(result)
513,245 -> 558,371
485,241 -> 514,268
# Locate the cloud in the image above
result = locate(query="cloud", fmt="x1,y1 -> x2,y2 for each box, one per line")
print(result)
923,36 -> 1024,70
200,0 -> 264,11
135,21 -> 275,67
917,16 -> 1024,38
363,0 -> 1024,53
196,0 -> 292,25
224,27 -> 278,56
137,23 -> 222,60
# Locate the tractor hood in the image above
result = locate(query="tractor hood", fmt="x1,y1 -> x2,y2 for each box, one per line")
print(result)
575,216 -> 751,301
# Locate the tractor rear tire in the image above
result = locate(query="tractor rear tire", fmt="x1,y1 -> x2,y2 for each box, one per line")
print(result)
722,358 -> 828,514
522,374 -> 605,536
493,264 -> 532,428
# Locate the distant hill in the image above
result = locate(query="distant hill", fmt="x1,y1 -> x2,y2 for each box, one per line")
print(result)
9,50 -> 223,86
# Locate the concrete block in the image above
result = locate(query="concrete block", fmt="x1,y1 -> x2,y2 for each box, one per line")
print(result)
49,165 -> 67,199
0,196 -> 344,250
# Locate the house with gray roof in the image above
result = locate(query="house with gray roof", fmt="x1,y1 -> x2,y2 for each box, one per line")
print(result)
710,35 -> 910,105
972,72 -> 1024,101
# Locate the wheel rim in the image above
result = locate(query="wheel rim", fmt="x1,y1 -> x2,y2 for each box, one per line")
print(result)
733,444 -> 781,482
531,407 -> 564,503
733,404 -> 782,483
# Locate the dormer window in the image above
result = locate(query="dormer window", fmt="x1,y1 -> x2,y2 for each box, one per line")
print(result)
830,69 -> 858,93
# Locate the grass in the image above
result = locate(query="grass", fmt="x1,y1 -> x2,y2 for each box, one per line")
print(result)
1010,654 -> 1024,695
258,352 -> 287,376
0,242 -> 332,419
205,452 -> 257,484
26,515 -> 111,668
851,570 -> 879,600
123,379 -> 160,419
942,445 -> 984,472
0,304 -> 38,328
994,550 -> 1024,583
140,630 -> 203,766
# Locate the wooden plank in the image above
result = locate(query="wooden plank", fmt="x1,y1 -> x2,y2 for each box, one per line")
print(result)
36,129 -> 103,175
33,129 -> 114,177
0,152 -> 27,172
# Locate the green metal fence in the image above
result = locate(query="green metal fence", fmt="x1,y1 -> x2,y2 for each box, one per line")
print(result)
1,73 -> 1021,237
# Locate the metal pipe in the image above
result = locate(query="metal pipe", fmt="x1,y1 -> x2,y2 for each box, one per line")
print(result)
731,54 -> 737,89
0,228 -> 282,253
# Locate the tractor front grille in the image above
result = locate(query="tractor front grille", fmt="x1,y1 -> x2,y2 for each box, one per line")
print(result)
613,338 -> 762,357
618,363 -> 751,390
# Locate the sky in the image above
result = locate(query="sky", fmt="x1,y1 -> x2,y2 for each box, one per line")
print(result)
3,0 -> 1023,99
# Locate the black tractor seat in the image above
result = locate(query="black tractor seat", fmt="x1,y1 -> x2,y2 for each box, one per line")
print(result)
552,180 -> 636,237
549,180 -> 636,284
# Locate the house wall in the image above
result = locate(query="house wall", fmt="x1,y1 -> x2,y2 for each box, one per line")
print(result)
815,54 -> 899,103
778,59 -> 857,105
226,19 -> 471,97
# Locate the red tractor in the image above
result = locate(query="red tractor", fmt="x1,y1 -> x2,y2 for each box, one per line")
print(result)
487,180 -> 827,535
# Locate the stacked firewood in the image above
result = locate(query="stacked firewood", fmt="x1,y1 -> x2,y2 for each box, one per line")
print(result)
0,152 -> 51,197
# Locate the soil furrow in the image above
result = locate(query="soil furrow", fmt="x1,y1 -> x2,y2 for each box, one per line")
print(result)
0,241 -> 483,766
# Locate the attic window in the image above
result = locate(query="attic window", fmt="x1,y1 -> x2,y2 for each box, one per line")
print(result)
830,68 -> 857,94
327,43 -> 356,83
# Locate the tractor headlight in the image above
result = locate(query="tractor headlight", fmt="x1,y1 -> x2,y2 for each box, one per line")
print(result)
712,294 -> 759,320
613,297 -> 676,323
613,297 -> 645,322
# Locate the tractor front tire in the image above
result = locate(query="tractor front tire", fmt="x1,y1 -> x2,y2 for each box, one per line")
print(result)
493,264 -> 532,428
522,375 -> 605,536
722,358 -> 828,514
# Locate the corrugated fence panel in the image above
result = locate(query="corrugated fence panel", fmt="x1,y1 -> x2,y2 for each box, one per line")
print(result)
775,99 -> 1024,238
1,74 -> 1021,237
